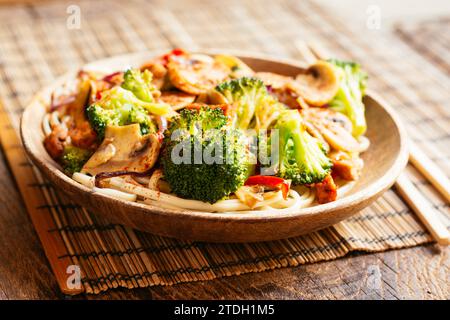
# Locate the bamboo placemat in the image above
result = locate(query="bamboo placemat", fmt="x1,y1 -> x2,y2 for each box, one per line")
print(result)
395,18 -> 450,76
0,0 -> 448,295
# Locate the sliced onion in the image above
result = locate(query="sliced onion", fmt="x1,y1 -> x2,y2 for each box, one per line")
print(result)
73,172 -> 95,188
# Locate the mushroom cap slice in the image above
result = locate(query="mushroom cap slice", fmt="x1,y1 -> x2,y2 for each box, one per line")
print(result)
82,124 -> 161,176
167,54 -> 230,95
291,61 -> 339,107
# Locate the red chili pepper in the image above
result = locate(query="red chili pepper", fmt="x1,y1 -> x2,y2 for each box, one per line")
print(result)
96,91 -> 102,101
245,175 -> 290,200
171,48 -> 185,56
161,48 -> 186,65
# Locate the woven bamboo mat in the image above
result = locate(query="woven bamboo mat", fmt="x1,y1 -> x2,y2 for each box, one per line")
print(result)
395,18 -> 450,76
0,0 -> 448,295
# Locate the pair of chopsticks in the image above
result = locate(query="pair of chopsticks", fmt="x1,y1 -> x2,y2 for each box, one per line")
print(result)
295,41 -> 450,245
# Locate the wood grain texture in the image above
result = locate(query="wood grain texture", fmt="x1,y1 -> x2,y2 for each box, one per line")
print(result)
137,245 -> 449,300
0,100 -> 83,295
0,148 -> 62,299
20,52 -> 409,243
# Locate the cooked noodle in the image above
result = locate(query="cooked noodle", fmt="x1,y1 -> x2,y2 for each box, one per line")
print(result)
50,111 -> 61,127
93,186 -> 137,202
71,172 -> 354,213
336,180 -> 356,198
42,113 -> 52,136
358,136 -> 370,152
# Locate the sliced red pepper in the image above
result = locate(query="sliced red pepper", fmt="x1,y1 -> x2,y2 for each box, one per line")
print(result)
161,48 -> 186,65
171,48 -> 185,56
245,175 -> 290,200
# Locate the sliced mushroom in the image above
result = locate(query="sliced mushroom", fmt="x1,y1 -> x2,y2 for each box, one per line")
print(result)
302,108 -> 360,152
167,54 -> 230,95
82,124 -> 161,176
158,91 -> 196,111
290,60 -> 339,106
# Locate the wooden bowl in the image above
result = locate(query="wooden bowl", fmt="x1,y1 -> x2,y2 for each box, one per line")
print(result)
20,50 -> 409,242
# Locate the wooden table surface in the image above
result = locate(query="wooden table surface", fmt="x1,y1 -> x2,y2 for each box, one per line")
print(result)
1,147 -> 448,300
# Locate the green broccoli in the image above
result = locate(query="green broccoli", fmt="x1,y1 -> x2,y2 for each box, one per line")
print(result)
161,106 -> 254,203
253,96 -> 286,131
61,145 -> 92,175
121,68 -> 157,102
86,86 -> 167,139
166,106 -> 228,136
215,77 -> 270,130
275,110 -> 332,184
328,59 -> 368,137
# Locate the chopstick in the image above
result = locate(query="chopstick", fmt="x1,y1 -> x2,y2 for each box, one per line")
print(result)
295,40 -> 450,245
396,173 -> 450,245
408,142 -> 450,203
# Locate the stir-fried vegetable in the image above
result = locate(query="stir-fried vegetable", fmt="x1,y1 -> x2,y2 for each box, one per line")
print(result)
121,68 -> 159,102
245,175 -> 290,199
161,106 -> 254,203
292,60 -> 340,106
61,145 -> 93,175
86,83 -> 172,139
214,77 -> 284,131
214,77 -> 266,129
86,87 -> 156,139
327,59 -> 368,137
275,110 -> 332,185
82,124 -> 161,175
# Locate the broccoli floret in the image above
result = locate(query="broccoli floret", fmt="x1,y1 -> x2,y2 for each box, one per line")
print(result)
328,59 -> 368,137
86,86 -> 166,139
161,106 -> 253,203
215,77 -> 270,130
61,145 -> 92,175
275,110 -> 332,184
167,107 -> 228,136
253,97 -> 286,131
121,68 -> 157,102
